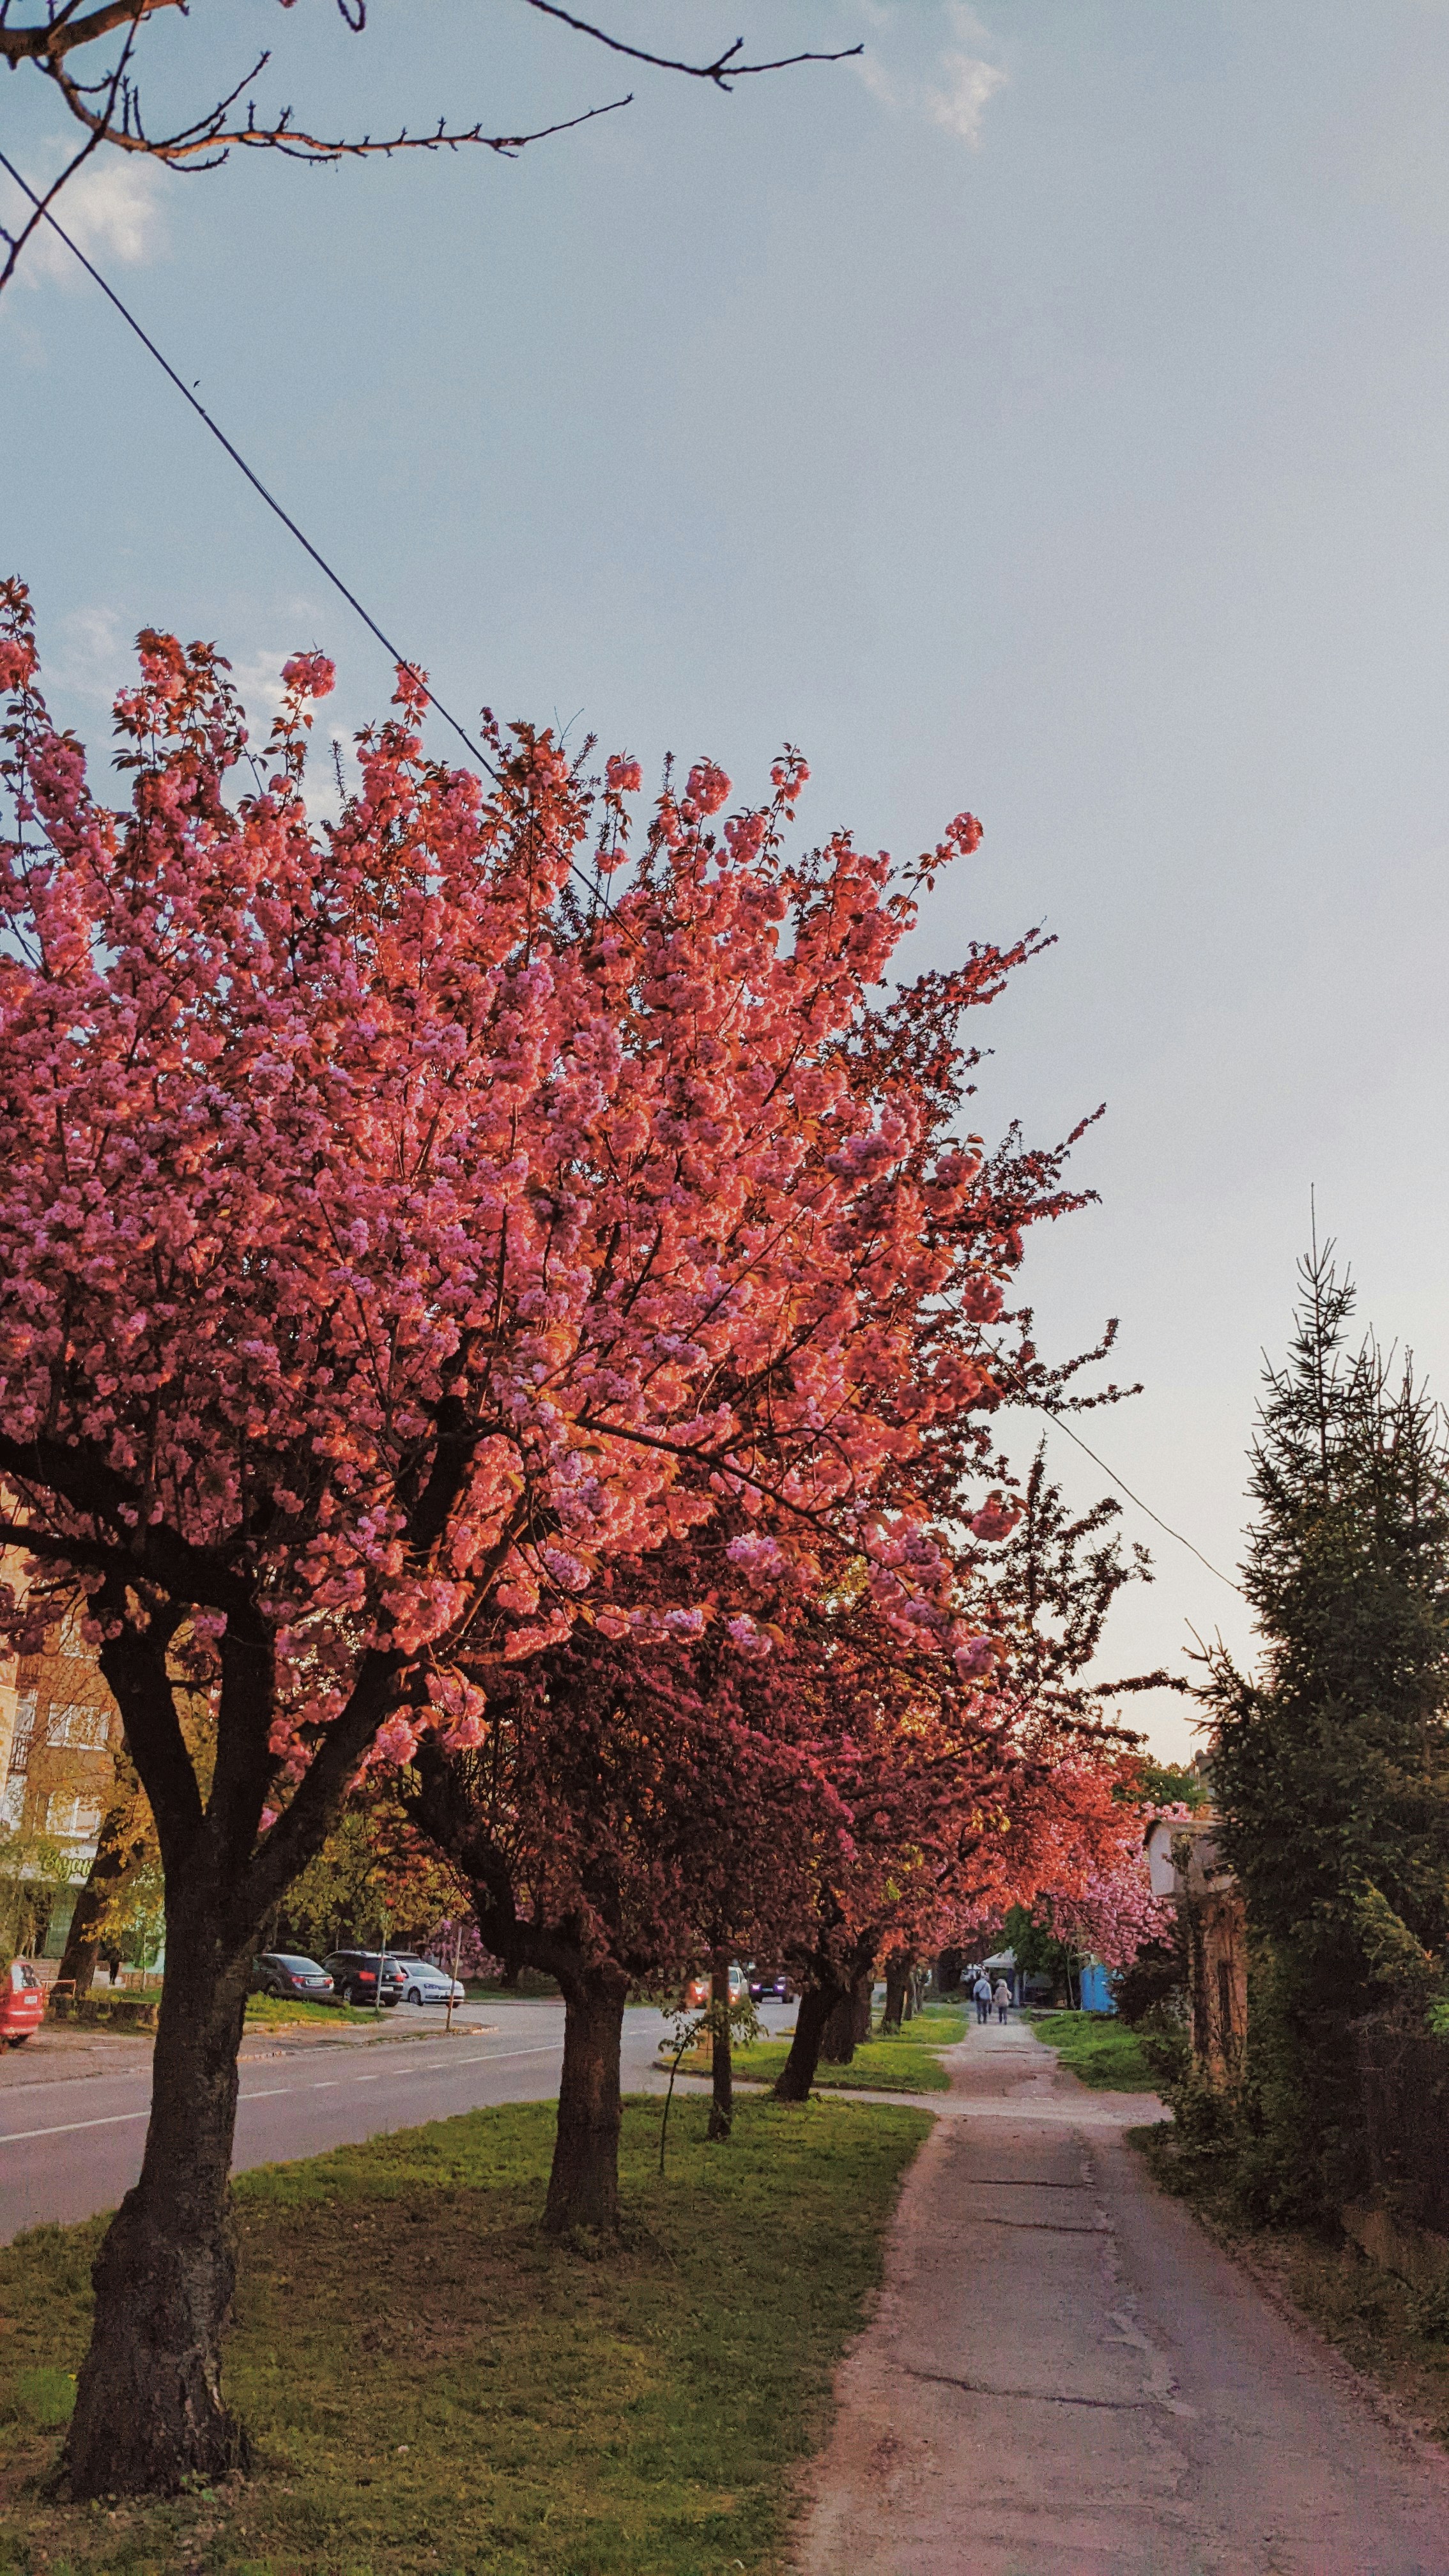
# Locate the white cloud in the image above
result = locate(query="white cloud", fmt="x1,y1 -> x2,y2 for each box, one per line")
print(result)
42,603 -> 128,707
6,152 -> 166,289
928,49 -> 1008,146
853,1 -> 1007,150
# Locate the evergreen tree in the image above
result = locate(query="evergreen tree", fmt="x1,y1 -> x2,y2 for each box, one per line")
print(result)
1205,1239 -> 1449,2216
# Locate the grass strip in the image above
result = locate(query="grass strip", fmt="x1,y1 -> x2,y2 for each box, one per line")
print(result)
675,2001 -> 966,2096
1025,2009 -> 1159,2092
0,2091 -> 928,2575
243,1993 -> 384,2028
1130,2122 -> 1449,2449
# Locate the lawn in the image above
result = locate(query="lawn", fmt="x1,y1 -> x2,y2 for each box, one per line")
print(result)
0,2091 -> 928,2576
677,1999 -> 967,2095
1027,2009 -> 1159,2092
243,1993 -> 382,2029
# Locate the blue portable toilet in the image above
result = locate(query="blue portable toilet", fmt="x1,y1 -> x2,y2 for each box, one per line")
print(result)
1077,1960 -> 1117,2014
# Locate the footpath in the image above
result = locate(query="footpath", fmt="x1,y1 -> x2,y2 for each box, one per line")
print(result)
794,2018 -> 1449,2576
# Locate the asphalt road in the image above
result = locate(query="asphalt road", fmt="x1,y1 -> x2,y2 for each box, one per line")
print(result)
0,1997 -> 797,2242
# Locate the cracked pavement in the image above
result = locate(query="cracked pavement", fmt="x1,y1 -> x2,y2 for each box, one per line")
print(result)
793,2018 -> 1449,2575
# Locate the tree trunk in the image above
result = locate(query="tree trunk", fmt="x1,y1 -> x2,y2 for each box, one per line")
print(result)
901,1972 -> 916,2023
61,1887 -> 252,2497
773,1978 -> 839,2100
854,1972 -> 874,2043
544,1964 -> 629,2234
56,1804 -> 139,2002
883,1960 -> 909,2032
708,1947 -> 732,2142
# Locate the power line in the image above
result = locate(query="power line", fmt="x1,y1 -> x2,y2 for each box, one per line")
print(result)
0,148 -> 509,785
1,146 -> 662,946
1033,1404 -> 1243,1596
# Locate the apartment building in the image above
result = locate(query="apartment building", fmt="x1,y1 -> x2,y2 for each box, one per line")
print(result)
0,1600 -> 119,1961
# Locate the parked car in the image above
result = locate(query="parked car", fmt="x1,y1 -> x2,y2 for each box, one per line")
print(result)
390,1955 -> 466,2007
251,1952 -> 335,2002
684,1962 -> 749,2009
0,1958 -> 45,2048
322,1949 -> 407,2007
747,1966 -> 797,2004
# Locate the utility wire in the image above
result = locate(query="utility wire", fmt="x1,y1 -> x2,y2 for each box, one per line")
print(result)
0,146 -> 659,937
1032,1402 -> 1243,1596
0,145 -> 500,773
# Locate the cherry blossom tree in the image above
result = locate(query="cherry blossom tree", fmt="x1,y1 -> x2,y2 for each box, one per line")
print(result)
0,578 -> 1069,2494
406,1586 -> 837,2230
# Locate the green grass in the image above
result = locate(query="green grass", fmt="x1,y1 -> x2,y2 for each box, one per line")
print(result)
682,1999 -> 967,2096
243,1993 -> 385,2028
0,2091 -> 928,2575
1027,2009 -> 1160,2092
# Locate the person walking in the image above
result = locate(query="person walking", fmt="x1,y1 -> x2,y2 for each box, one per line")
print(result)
993,1977 -> 1011,2026
972,1972 -> 993,2027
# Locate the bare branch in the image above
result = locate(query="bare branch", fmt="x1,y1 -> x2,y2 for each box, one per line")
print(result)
0,0 -> 180,69
519,2 -> 863,88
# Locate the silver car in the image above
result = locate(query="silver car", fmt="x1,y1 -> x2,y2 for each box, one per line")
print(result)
391,1954 -> 466,2006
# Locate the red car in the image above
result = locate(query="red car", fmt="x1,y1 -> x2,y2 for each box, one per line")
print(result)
1,1959 -> 46,2047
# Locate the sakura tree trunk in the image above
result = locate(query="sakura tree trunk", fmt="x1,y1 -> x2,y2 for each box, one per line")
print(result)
545,1965 -> 629,2233
56,1802 -> 135,2002
772,1978 -> 838,2101
61,1876 -> 252,2497
853,1972 -> 875,2044
882,1961 -> 910,2032
821,1986 -> 859,2063
708,1948 -> 733,2142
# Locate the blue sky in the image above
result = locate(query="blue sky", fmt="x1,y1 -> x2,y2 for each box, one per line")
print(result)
6,2 -> 1449,1755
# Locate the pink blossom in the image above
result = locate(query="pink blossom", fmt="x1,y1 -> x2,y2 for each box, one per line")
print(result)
685,760 -> 732,816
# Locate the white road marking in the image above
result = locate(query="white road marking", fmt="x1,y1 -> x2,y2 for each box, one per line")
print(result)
0,2108 -> 149,2143
0,2040 -> 569,2145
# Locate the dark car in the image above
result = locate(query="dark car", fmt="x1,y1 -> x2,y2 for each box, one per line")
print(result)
747,1967 -> 797,2004
323,1949 -> 407,2007
252,1952 -> 335,2002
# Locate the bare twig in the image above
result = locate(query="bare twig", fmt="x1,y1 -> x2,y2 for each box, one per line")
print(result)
0,0 -> 859,292
519,2 -> 862,88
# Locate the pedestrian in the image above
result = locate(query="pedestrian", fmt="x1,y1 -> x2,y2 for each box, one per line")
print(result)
972,1971 -> 993,2026
993,1977 -> 1011,2025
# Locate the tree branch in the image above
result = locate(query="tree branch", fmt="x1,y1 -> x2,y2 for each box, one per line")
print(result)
519,3 -> 862,88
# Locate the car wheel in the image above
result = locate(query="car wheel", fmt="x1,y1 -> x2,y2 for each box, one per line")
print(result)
407,1985 -> 422,2004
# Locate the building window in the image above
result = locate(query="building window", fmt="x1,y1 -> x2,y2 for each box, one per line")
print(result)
6,1690 -> 38,1770
45,1791 -> 104,1842
44,1702 -> 111,1751
0,1779 -> 26,1830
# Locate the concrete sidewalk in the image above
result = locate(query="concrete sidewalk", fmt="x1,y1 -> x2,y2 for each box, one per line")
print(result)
793,2018 -> 1449,2576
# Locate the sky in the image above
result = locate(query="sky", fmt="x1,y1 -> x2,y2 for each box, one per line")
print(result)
5,0 -> 1449,1760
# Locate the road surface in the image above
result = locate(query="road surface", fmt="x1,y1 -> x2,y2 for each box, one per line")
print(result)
795,2018 -> 1449,2576
0,1997 -> 795,2241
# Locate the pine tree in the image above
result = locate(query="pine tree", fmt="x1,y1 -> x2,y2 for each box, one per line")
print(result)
1206,1239 -> 1449,2217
